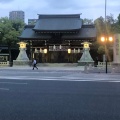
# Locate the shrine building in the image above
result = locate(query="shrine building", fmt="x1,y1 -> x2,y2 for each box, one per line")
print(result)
18,14 -> 97,63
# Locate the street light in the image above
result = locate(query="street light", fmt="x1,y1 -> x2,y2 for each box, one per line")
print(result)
100,0 -> 113,73
101,36 -> 113,73
101,37 -> 113,42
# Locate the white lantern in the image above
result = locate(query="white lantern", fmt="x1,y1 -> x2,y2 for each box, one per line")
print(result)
74,48 -> 76,53
78,49 -> 80,53
35,48 -> 38,53
59,45 -> 62,49
53,45 -> 56,50
68,49 -> 71,54
40,48 -> 43,53
44,49 -> 47,54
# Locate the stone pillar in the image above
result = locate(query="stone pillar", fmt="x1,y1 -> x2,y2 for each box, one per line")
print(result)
113,34 -> 120,64
78,42 -> 94,66
13,42 -> 30,66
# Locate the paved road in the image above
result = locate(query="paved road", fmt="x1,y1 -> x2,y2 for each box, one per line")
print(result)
0,68 -> 120,120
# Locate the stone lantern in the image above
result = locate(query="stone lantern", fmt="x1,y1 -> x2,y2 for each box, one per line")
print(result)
78,42 -> 94,66
13,41 -> 30,65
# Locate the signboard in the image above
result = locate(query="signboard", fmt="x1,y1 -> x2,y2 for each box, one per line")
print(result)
113,34 -> 120,63
49,46 -> 69,51
0,54 -> 9,62
34,46 -> 81,53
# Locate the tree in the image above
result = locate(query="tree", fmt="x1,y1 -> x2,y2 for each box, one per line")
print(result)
94,15 -> 114,59
97,46 -> 105,55
83,18 -> 93,24
0,17 -> 24,65
11,19 -> 25,32
118,14 -> 120,25
83,14 -> 120,61
106,14 -> 115,24
111,14 -> 120,33
94,16 -> 105,36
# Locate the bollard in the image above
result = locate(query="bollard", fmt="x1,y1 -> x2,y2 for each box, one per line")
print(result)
89,64 -> 92,70
111,68 -> 115,74
84,65 -> 88,73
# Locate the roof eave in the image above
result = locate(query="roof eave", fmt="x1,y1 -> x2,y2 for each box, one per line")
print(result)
33,29 -> 81,32
18,37 -> 51,40
63,37 -> 97,40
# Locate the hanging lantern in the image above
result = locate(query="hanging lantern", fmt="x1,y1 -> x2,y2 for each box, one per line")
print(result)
78,49 -> 80,53
40,48 -> 43,53
59,45 -> 62,49
35,48 -> 38,53
74,48 -> 76,53
44,49 -> 47,54
53,45 -> 56,50
68,49 -> 71,54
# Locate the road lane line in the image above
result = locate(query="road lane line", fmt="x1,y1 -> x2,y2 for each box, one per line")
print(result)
0,88 -> 9,91
0,82 -> 28,84
0,76 -> 120,83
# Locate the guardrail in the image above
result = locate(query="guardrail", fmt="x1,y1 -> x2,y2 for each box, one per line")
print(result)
97,62 -> 112,67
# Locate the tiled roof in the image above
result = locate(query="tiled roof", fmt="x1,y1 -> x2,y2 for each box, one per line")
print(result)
62,25 -> 96,39
33,14 -> 82,31
18,25 -> 51,40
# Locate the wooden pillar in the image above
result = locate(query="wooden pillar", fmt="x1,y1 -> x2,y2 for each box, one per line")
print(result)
30,40 -> 33,60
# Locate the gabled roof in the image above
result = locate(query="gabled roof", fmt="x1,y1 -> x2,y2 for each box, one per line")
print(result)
18,25 -> 51,40
18,25 -> 96,40
33,14 -> 82,31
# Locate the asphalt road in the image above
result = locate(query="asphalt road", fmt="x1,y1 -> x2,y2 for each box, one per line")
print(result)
0,69 -> 120,120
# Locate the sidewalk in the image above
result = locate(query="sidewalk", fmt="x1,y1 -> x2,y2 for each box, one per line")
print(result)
0,65 -> 85,71
1,65 -> 120,74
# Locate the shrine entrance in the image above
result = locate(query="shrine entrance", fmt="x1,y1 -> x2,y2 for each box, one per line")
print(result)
33,45 -> 81,63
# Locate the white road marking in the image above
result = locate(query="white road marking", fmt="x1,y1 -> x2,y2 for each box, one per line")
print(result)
0,82 -> 28,85
0,76 -> 120,83
108,81 -> 120,83
0,88 -> 9,91
38,78 -> 98,82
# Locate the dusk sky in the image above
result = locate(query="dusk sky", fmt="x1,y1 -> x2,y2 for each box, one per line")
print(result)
0,0 -> 119,23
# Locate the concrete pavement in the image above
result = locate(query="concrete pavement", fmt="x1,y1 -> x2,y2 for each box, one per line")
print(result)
0,65 -> 120,74
0,65 -> 85,71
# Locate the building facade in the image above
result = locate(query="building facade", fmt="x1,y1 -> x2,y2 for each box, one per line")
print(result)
9,11 -> 25,22
18,14 -> 97,63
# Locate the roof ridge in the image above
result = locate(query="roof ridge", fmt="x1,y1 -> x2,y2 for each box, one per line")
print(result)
38,14 -> 81,19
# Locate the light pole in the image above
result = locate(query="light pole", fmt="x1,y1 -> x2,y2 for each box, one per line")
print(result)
100,0 -> 112,73
105,0 -> 106,23
101,36 -> 113,73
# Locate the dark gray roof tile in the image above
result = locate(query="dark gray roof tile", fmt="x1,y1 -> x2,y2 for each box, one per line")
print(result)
18,26 -> 51,40
33,14 -> 82,31
62,26 -> 96,39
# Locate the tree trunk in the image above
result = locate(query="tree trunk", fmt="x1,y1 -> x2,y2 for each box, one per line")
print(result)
8,46 -> 12,67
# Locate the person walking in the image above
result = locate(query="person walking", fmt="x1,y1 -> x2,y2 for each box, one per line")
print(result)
32,59 -> 38,70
